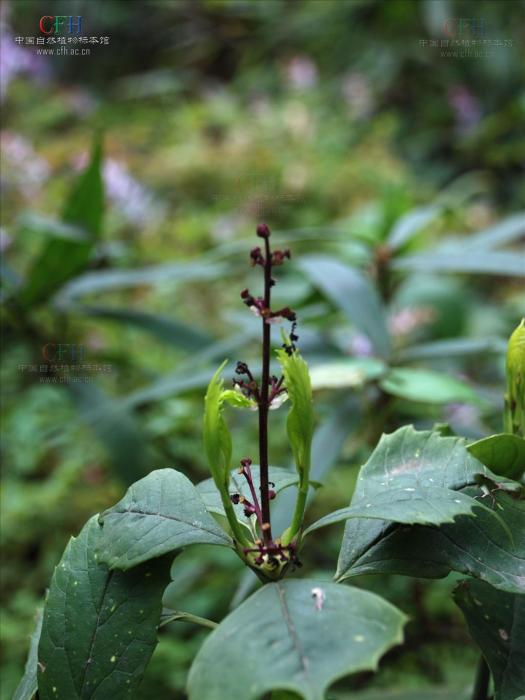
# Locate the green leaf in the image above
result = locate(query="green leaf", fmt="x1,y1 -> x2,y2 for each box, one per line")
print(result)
380,368 -> 481,405
399,337 -> 506,362
203,362 -> 233,493
232,398 -> 360,608
337,427 -> 509,583
337,489 -> 525,594
276,345 -> 315,486
38,516 -> 171,699
21,140 -> 103,306
304,486 -> 482,537
197,465 -> 300,521
393,251 -> 525,277
187,580 -> 406,700
505,320 -> 525,437
68,382 -> 150,485
55,259 -> 226,301
443,212 -> 525,251
70,305 -> 213,351
454,579 -> 525,700
97,469 -> 232,570
12,609 -> 42,700
387,205 -> 441,251
298,256 -> 391,359
468,434 -> 525,480
309,358 -> 386,390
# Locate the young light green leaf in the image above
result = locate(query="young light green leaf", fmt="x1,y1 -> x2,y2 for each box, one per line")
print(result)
276,345 -> 314,486
276,343 -> 315,544
97,469 -> 232,570
220,388 -> 257,410
38,516 -> 171,700
454,579 -> 525,700
203,362 -> 232,492
12,609 -> 42,700
505,319 -> 525,437
468,433 -> 525,480
187,580 -> 406,700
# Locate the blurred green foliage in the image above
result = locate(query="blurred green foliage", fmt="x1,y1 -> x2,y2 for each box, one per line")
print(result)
1,0 -> 524,698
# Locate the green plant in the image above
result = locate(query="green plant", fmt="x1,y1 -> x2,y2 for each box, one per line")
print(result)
14,228 -> 524,700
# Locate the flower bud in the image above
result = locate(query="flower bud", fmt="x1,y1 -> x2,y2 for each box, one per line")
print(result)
256,223 -> 270,238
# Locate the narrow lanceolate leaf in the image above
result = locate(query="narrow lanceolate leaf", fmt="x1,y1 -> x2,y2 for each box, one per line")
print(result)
197,466 -> 299,522
298,256 -> 391,359
12,609 -> 42,700
392,250 -> 525,277
338,489 -> 525,594
379,368 -> 481,405
468,434 -> 525,481
98,469 -> 232,570
336,427 -> 512,585
454,579 -> 525,700
38,516 -> 171,700
21,140 -> 104,306
187,580 -> 406,700
304,486 -> 483,537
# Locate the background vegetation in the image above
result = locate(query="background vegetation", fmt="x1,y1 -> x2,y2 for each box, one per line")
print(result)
1,1 -> 524,698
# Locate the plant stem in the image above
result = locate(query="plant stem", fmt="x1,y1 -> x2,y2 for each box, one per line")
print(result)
472,656 -> 490,700
259,235 -> 272,542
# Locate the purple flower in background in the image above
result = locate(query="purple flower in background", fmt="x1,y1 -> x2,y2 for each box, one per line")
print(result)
0,9 -> 51,100
341,71 -> 373,119
349,333 -> 374,358
1,131 -> 50,196
448,85 -> 482,135
102,159 -> 165,225
284,55 -> 318,90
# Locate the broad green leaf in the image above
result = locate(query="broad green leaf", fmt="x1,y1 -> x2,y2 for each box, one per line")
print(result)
71,305 -> 213,351
304,486 -> 482,536
337,427 -> 506,583
298,256 -> 391,359
98,469 -> 232,570
393,251 -> 525,277
337,489 -> 525,594
38,516 -> 171,700
309,358 -> 386,390
21,140 -> 103,306
197,465 -> 299,522
349,690 -> 470,700
399,336 -> 506,362
468,434 -> 525,480
380,368 -> 481,405
12,609 -> 42,700
454,579 -> 525,700
187,580 -> 406,700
